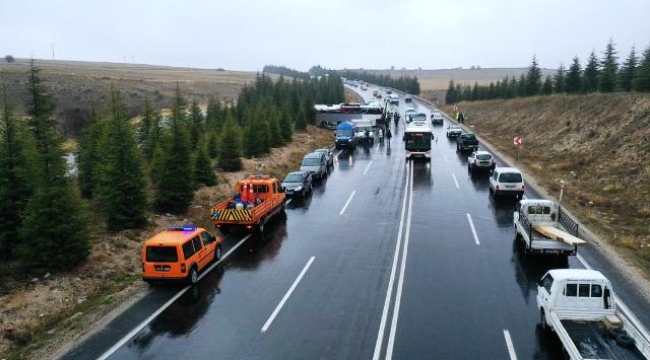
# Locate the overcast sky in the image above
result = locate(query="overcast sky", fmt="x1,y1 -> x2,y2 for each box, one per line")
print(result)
2,0 -> 649,71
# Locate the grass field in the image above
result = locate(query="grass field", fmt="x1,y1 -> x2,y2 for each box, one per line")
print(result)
0,58 -> 264,136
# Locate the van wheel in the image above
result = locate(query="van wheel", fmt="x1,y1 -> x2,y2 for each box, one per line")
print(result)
540,310 -> 548,331
215,245 -> 222,261
189,266 -> 198,285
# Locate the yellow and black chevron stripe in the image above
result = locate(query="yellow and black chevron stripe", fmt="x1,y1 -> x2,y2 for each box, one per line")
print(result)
217,210 -> 252,221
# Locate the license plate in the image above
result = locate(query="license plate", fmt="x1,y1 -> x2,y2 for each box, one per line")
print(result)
480,161 -> 490,165
505,185 -> 516,189
155,265 -> 170,271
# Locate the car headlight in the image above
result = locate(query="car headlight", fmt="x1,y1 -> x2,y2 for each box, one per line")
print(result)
295,186 -> 303,191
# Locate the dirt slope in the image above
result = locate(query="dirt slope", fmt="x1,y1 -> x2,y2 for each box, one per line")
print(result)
450,93 -> 650,273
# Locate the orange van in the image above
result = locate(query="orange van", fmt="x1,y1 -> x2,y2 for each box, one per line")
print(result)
141,226 -> 222,285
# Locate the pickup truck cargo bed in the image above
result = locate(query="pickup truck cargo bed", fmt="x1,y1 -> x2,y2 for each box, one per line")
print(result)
562,320 -> 645,360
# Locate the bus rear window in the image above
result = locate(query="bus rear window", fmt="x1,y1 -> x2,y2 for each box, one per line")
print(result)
146,246 -> 178,262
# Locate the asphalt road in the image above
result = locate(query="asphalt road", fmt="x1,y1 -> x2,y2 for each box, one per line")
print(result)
58,85 -> 650,360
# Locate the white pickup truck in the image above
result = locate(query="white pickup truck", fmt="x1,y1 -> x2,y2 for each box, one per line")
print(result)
537,269 -> 650,360
514,199 -> 586,257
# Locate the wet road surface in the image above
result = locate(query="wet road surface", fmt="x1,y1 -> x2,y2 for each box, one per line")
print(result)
59,86 -> 650,360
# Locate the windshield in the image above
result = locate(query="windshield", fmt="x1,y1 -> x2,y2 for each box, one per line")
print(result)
461,134 -> 476,140
302,158 -> 320,166
499,172 -> 523,183
146,246 -> 178,263
336,129 -> 353,137
404,132 -> 432,151
476,154 -> 492,160
284,174 -> 303,182
411,114 -> 426,122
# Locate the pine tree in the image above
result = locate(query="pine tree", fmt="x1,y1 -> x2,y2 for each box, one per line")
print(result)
295,106 -> 308,131
154,87 -> 194,214
150,145 -> 164,185
189,98 -> 204,149
445,80 -> 457,104
206,130 -> 219,159
0,86 -> 35,259
517,74 -> 527,97
632,45 -> 650,92
542,75 -> 553,95
138,95 -> 155,160
554,64 -> 566,93
268,106 -> 283,148
19,60 -> 89,271
599,39 -> 618,93
193,145 -> 217,188
76,104 -> 103,198
94,89 -> 148,230
217,111 -> 243,171
582,51 -> 600,93
619,47 -> 638,92
566,57 -> 583,94
525,56 -> 542,96
279,104 -> 293,143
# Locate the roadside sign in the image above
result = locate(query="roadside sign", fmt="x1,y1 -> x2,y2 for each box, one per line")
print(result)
514,136 -> 522,146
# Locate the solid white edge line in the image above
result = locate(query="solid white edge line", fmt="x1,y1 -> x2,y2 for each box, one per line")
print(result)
97,234 -> 252,360
376,143 -> 381,152
576,254 -> 650,341
372,162 -> 411,360
285,198 -> 293,206
385,162 -> 414,360
503,329 -> 518,360
339,190 -> 356,215
261,256 -> 315,333
363,161 -> 373,175
466,213 -> 481,245
451,173 -> 460,189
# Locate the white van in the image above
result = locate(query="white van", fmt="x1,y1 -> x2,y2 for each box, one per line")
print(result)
489,167 -> 524,199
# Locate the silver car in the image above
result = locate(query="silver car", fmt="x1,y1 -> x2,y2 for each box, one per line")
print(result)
300,152 -> 327,180
468,151 -> 496,173
313,148 -> 334,168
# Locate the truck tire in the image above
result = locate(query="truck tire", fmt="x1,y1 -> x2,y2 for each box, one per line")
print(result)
616,334 -> 635,348
540,310 -> 549,331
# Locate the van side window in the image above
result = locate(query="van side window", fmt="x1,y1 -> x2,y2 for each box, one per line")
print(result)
579,284 -> 590,297
565,283 -> 577,297
591,284 -> 603,297
541,274 -> 554,294
200,231 -> 213,245
182,241 -> 195,260
192,236 -> 203,251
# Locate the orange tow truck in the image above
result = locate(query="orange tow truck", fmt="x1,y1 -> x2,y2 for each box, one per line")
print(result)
210,175 -> 286,233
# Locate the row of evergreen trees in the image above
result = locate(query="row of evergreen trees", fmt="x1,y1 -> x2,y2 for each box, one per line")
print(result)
0,63 -> 344,273
262,65 -> 311,81
446,40 -> 650,104
340,71 -> 421,95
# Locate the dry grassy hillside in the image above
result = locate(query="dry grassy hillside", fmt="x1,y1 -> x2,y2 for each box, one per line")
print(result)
0,58 -> 261,136
452,93 -> 650,271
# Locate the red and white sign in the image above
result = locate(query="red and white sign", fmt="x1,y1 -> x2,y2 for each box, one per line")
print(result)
514,136 -> 522,145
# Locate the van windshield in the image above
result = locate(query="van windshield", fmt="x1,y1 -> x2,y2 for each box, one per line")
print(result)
500,172 -> 523,183
146,246 -> 178,262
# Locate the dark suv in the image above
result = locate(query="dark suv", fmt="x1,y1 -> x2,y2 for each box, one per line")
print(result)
456,133 -> 479,152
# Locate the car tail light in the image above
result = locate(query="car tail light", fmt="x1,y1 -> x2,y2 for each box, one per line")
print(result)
181,263 -> 186,273
521,186 -> 525,191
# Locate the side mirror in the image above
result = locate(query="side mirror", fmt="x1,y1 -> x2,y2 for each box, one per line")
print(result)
536,279 -> 543,288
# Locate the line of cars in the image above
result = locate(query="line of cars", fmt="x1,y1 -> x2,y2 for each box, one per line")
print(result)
281,147 -> 334,198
